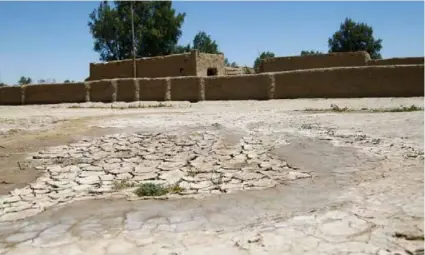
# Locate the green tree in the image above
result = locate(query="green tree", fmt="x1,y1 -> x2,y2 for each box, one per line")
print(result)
18,76 -> 32,85
254,51 -> 275,73
172,44 -> 191,54
88,1 -> 186,61
192,31 -> 220,54
300,50 -> 323,56
224,58 -> 238,67
0,82 -> 7,87
328,18 -> 383,59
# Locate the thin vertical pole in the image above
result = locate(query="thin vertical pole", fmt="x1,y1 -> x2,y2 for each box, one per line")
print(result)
131,1 -> 137,78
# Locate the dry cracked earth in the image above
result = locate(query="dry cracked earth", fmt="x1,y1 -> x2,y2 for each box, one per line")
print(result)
0,98 -> 423,255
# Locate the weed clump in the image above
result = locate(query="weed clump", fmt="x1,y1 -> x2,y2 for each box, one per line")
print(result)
133,183 -> 185,197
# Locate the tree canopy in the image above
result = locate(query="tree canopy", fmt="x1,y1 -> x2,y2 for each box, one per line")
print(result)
18,76 -> 32,85
88,1 -> 186,61
328,18 -> 383,59
300,50 -> 323,56
254,51 -> 275,73
225,58 -> 238,68
192,31 -> 220,54
172,31 -> 221,55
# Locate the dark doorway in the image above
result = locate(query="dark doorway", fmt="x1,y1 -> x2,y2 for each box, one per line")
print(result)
207,68 -> 218,76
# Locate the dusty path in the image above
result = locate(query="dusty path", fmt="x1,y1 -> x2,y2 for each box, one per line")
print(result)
0,98 -> 423,254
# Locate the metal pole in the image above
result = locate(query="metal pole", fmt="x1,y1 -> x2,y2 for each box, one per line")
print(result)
131,1 -> 137,78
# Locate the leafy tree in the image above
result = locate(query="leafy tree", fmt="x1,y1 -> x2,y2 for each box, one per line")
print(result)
172,44 -> 191,54
192,31 -> 220,54
254,51 -> 275,73
88,1 -> 186,61
328,18 -> 383,59
38,79 -> 46,84
224,58 -> 238,68
300,50 -> 323,56
0,82 -> 7,87
18,76 -> 32,85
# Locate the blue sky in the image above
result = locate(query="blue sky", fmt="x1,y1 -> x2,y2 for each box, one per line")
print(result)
0,1 -> 423,84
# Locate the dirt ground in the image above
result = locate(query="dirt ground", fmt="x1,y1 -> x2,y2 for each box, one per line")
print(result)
0,98 -> 423,254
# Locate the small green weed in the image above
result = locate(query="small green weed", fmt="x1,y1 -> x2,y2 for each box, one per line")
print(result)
133,183 -> 185,197
113,179 -> 134,190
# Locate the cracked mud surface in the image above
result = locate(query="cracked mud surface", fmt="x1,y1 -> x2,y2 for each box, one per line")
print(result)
0,98 -> 423,254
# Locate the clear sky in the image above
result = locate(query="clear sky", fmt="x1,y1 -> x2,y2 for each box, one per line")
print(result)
0,1 -> 423,85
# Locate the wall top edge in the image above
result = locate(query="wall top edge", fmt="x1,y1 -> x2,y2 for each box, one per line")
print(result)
90,51 -> 194,66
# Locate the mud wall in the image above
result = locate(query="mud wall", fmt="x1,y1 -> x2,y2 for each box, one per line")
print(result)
367,57 -> 424,66
0,86 -> 23,105
170,77 -> 202,102
260,52 -> 371,72
2,64 -> 423,105
274,65 -> 424,98
25,83 -> 87,104
204,74 -> 271,100
196,52 -> 225,76
88,52 -> 197,81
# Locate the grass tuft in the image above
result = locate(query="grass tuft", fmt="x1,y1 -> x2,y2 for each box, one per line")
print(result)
133,182 -> 185,197
112,179 -> 134,190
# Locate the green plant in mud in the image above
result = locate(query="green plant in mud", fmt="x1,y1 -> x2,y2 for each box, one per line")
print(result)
134,182 -> 185,197
113,179 -> 134,190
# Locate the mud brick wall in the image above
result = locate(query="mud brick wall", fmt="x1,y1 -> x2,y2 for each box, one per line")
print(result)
260,51 -> 371,73
367,57 -> 424,66
0,86 -> 23,105
88,52 -> 197,81
1,64 -> 423,105
24,83 -> 87,104
274,65 -> 424,99
196,52 -> 225,76
116,79 -> 139,102
88,80 -> 116,103
204,74 -> 271,100
170,77 -> 202,102
138,78 -> 169,101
